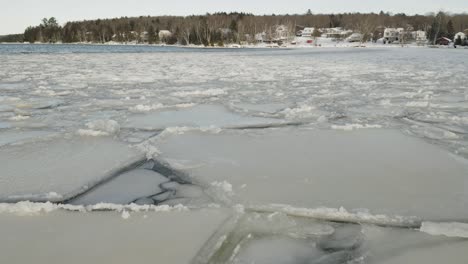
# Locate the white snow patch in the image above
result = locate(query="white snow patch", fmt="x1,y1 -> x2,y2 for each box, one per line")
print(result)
0,201 -> 189,216
8,115 -> 30,121
77,129 -> 109,137
420,222 -> 468,238
331,124 -> 383,131
379,99 -> 392,106
250,204 -> 420,228
129,103 -> 164,112
281,105 -> 316,119
121,210 -> 130,219
78,119 -> 120,136
171,89 -> 226,97
406,101 -> 430,107
211,181 -> 234,194
7,192 -> 63,201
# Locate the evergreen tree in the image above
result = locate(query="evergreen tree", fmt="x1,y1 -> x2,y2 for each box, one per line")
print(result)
446,20 -> 455,39
148,25 -> 156,44
229,19 -> 238,33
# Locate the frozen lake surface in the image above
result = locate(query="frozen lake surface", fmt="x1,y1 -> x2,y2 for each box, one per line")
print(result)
1,44 -> 468,263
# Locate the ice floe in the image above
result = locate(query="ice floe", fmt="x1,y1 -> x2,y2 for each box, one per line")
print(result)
155,128 -> 468,220
0,135 -> 144,202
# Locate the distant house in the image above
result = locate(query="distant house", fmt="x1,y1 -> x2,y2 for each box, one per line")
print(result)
301,28 -> 315,37
383,28 -> 400,43
158,30 -> 172,41
454,32 -> 466,42
414,31 -> 427,42
412,30 -> 427,45
255,32 -> 266,43
140,31 -> 149,42
346,33 -> 362,42
436,37 -> 451,45
323,27 -> 352,39
274,25 -> 289,41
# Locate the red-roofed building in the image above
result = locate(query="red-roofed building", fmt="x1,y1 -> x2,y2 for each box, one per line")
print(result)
436,37 -> 451,45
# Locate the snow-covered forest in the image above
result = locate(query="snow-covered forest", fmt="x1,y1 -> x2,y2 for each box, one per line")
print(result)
6,11 -> 468,45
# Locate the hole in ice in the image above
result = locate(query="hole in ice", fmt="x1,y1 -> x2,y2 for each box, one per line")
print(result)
67,159 -> 211,206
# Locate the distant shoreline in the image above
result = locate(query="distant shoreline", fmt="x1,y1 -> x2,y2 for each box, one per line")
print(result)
2,41 -> 466,50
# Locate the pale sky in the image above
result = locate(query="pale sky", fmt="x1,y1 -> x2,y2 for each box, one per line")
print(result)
1,0 -> 466,35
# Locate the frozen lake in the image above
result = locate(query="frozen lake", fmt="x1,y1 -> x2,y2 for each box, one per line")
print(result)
1,44 -> 468,263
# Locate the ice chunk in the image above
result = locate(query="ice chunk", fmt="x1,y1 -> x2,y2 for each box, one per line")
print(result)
420,222 -> 468,238
171,88 -> 226,97
0,136 -> 144,202
79,119 -> 120,136
176,185 -> 205,199
161,181 -> 180,191
233,236 -> 323,264
69,169 -> 168,205
362,225 -> 468,264
151,191 -> 174,202
317,224 -> 363,251
125,105 -> 286,131
230,103 -> 289,114
0,130 -> 54,146
156,128 -> 468,220
160,198 -> 190,206
0,209 -> 231,264
14,98 -> 63,110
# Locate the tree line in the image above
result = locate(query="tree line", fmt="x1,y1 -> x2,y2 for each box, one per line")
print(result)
2,11 -> 467,45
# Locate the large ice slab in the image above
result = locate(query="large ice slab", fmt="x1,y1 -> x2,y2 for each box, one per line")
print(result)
363,225 -> 468,264
0,136 -> 144,202
156,128 -> 468,220
125,105 -> 289,131
196,211 -> 468,264
0,208 -> 231,264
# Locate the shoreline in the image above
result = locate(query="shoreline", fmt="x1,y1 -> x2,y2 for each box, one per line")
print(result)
2,41 -> 463,50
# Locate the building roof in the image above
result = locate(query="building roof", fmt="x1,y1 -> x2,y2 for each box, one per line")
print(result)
437,37 -> 452,42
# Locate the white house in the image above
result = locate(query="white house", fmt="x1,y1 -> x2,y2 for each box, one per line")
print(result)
274,25 -> 289,41
414,31 -> 426,41
454,32 -> 466,42
383,28 -> 400,43
158,30 -> 172,40
414,30 -> 427,44
255,32 -> 266,43
301,27 -> 315,37
323,27 -> 352,39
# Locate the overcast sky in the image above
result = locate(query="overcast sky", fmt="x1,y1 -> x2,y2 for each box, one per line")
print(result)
1,0 -> 466,35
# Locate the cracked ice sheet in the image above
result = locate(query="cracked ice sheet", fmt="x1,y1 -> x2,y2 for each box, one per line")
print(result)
0,208 -> 231,264
0,130 -> 56,147
0,136 -> 144,202
124,105 -> 288,131
156,128 -> 468,221
363,225 -> 468,264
